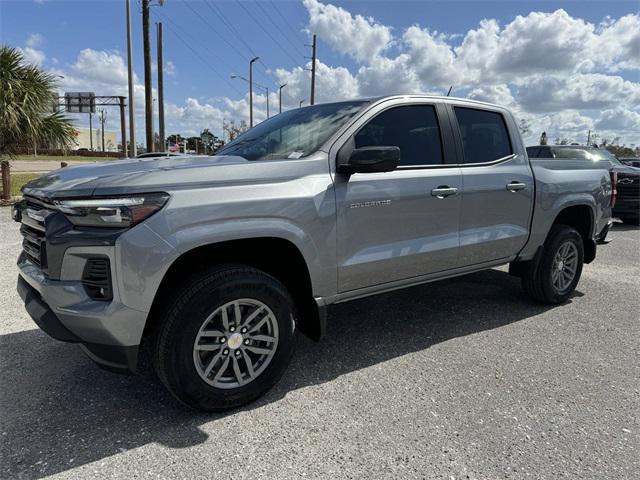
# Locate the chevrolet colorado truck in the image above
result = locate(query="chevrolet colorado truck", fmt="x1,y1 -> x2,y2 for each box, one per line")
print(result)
14,96 -> 613,411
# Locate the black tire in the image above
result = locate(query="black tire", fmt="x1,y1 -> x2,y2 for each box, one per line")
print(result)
152,265 -> 296,411
521,225 -> 584,304
621,215 -> 640,226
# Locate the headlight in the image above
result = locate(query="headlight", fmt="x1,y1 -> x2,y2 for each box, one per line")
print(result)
55,193 -> 169,228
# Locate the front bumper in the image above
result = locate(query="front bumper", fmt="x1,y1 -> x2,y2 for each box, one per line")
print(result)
17,249 -> 148,372
17,275 -> 138,371
596,220 -> 613,245
613,200 -> 639,218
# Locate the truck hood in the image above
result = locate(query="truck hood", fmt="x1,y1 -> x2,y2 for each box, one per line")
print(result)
21,155 -> 251,201
612,164 -> 640,176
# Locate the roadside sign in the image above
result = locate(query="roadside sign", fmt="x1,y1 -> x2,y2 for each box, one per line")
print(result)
64,92 -> 95,113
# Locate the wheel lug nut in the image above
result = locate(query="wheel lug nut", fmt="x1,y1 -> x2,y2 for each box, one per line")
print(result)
220,337 -> 226,343
244,339 -> 250,345
223,349 -> 229,355
235,350 -> 241,356
229,326 -> 235,332
241,327 -> 247,334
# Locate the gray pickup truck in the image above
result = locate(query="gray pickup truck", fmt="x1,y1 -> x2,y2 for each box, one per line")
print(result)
14,96 -> 613,411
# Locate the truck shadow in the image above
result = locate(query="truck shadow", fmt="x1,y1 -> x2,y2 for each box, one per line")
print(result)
1,268 -> 578,479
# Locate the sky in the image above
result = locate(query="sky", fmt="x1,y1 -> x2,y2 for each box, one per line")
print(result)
1,0 -> 639,147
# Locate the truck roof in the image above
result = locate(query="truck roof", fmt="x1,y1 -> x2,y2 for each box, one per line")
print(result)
309,95 -> 506,111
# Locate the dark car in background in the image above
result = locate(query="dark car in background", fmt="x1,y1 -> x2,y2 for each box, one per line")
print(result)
526,145 -> 640,225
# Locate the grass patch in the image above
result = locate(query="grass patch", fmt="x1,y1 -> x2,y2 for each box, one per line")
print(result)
13,154 -> 117,162
10,173 -> 41,196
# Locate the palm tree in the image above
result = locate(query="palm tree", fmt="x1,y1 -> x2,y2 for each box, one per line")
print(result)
0,45 -> 75,157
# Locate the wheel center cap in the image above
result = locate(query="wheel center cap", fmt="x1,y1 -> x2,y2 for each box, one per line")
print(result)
227,332 -> 243,350
557,260 -> 564,271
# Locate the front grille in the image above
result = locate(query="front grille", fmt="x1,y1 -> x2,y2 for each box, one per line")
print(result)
617,175 -> 639,199
20,224 -> 46,267
19,200 -> 52,269
82,258 -> 113,301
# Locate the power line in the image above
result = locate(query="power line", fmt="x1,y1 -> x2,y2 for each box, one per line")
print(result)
236,1 -> 303,66
204,0 -> 256,59
202,0 -> 273,85
269,0 -> 304,42
254,0 -> 306,58
180,0 -> 251,62
151,9 -> 243,96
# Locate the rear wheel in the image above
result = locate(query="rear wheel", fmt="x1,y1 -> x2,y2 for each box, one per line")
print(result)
153,265 -> 296,411
521,225 -> 584,304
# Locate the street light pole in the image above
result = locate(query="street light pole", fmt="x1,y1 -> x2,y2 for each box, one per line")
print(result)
125,0 -> 136,157
249,56 -> 259,128
142,0 -> 153,152
265,87 -> 269,119
278,83 -> 287,113
156,22 -> 165,154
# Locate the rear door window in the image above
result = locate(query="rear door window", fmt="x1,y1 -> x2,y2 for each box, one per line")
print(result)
454,107 -> 513,164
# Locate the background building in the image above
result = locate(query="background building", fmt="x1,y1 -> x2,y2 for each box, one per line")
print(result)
73,127 -> 118,152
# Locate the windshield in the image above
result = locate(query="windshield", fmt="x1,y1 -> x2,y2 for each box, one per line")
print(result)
216,101 -> 368,161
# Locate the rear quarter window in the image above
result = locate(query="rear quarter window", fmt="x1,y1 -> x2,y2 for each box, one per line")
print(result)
454,107 -> 513,164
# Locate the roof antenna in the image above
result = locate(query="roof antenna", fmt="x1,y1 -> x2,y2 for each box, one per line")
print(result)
446,86 -> 453,97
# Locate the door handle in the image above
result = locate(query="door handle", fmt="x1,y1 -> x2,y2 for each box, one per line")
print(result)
506,181 -> 527,192
431,186 -> 458,198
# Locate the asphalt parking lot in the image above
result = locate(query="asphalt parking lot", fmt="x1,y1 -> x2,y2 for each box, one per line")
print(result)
1,206 -> 638,480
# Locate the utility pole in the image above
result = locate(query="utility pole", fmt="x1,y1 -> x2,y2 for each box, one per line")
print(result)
249,56 -> 259,128
89,111 -> 93,150
278,83 -> 287,113
126,0 -> 136,157
587,130 -> 591,146
152,98 -> 156,150
156,22 -> 165,153
119,97 -> 127,157
99,109 -> 106,151
142,0 -> 153,151
306,34 -> 317,105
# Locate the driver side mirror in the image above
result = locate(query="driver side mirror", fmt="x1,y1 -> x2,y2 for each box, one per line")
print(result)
338,146 -> 400,174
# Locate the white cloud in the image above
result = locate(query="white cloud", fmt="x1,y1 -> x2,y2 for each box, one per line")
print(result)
274,59 -> 360,105
26,33 -> 44,48
71,49 -> 129,86
467,84 -> 517,108
596,13 -> 640,71
515,73 -> 640,113
19,47 -> 46,66
402,26 -> 460,87
165,60 -> 176,77
356,55 -> 423,96
596,107 -> 640,132
303,0 -> 393,62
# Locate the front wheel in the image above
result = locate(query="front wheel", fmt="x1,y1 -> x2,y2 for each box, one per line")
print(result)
153,265 -> 296,411
521,225 -> 584,304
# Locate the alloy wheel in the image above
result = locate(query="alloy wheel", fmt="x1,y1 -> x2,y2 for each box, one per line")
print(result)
192,298 -> 279,389
551,241 -> 578,293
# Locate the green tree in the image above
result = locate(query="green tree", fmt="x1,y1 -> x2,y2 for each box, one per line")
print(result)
0,45 -> 75,157
539,131 -> 548,145
518,118 -> 531,136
